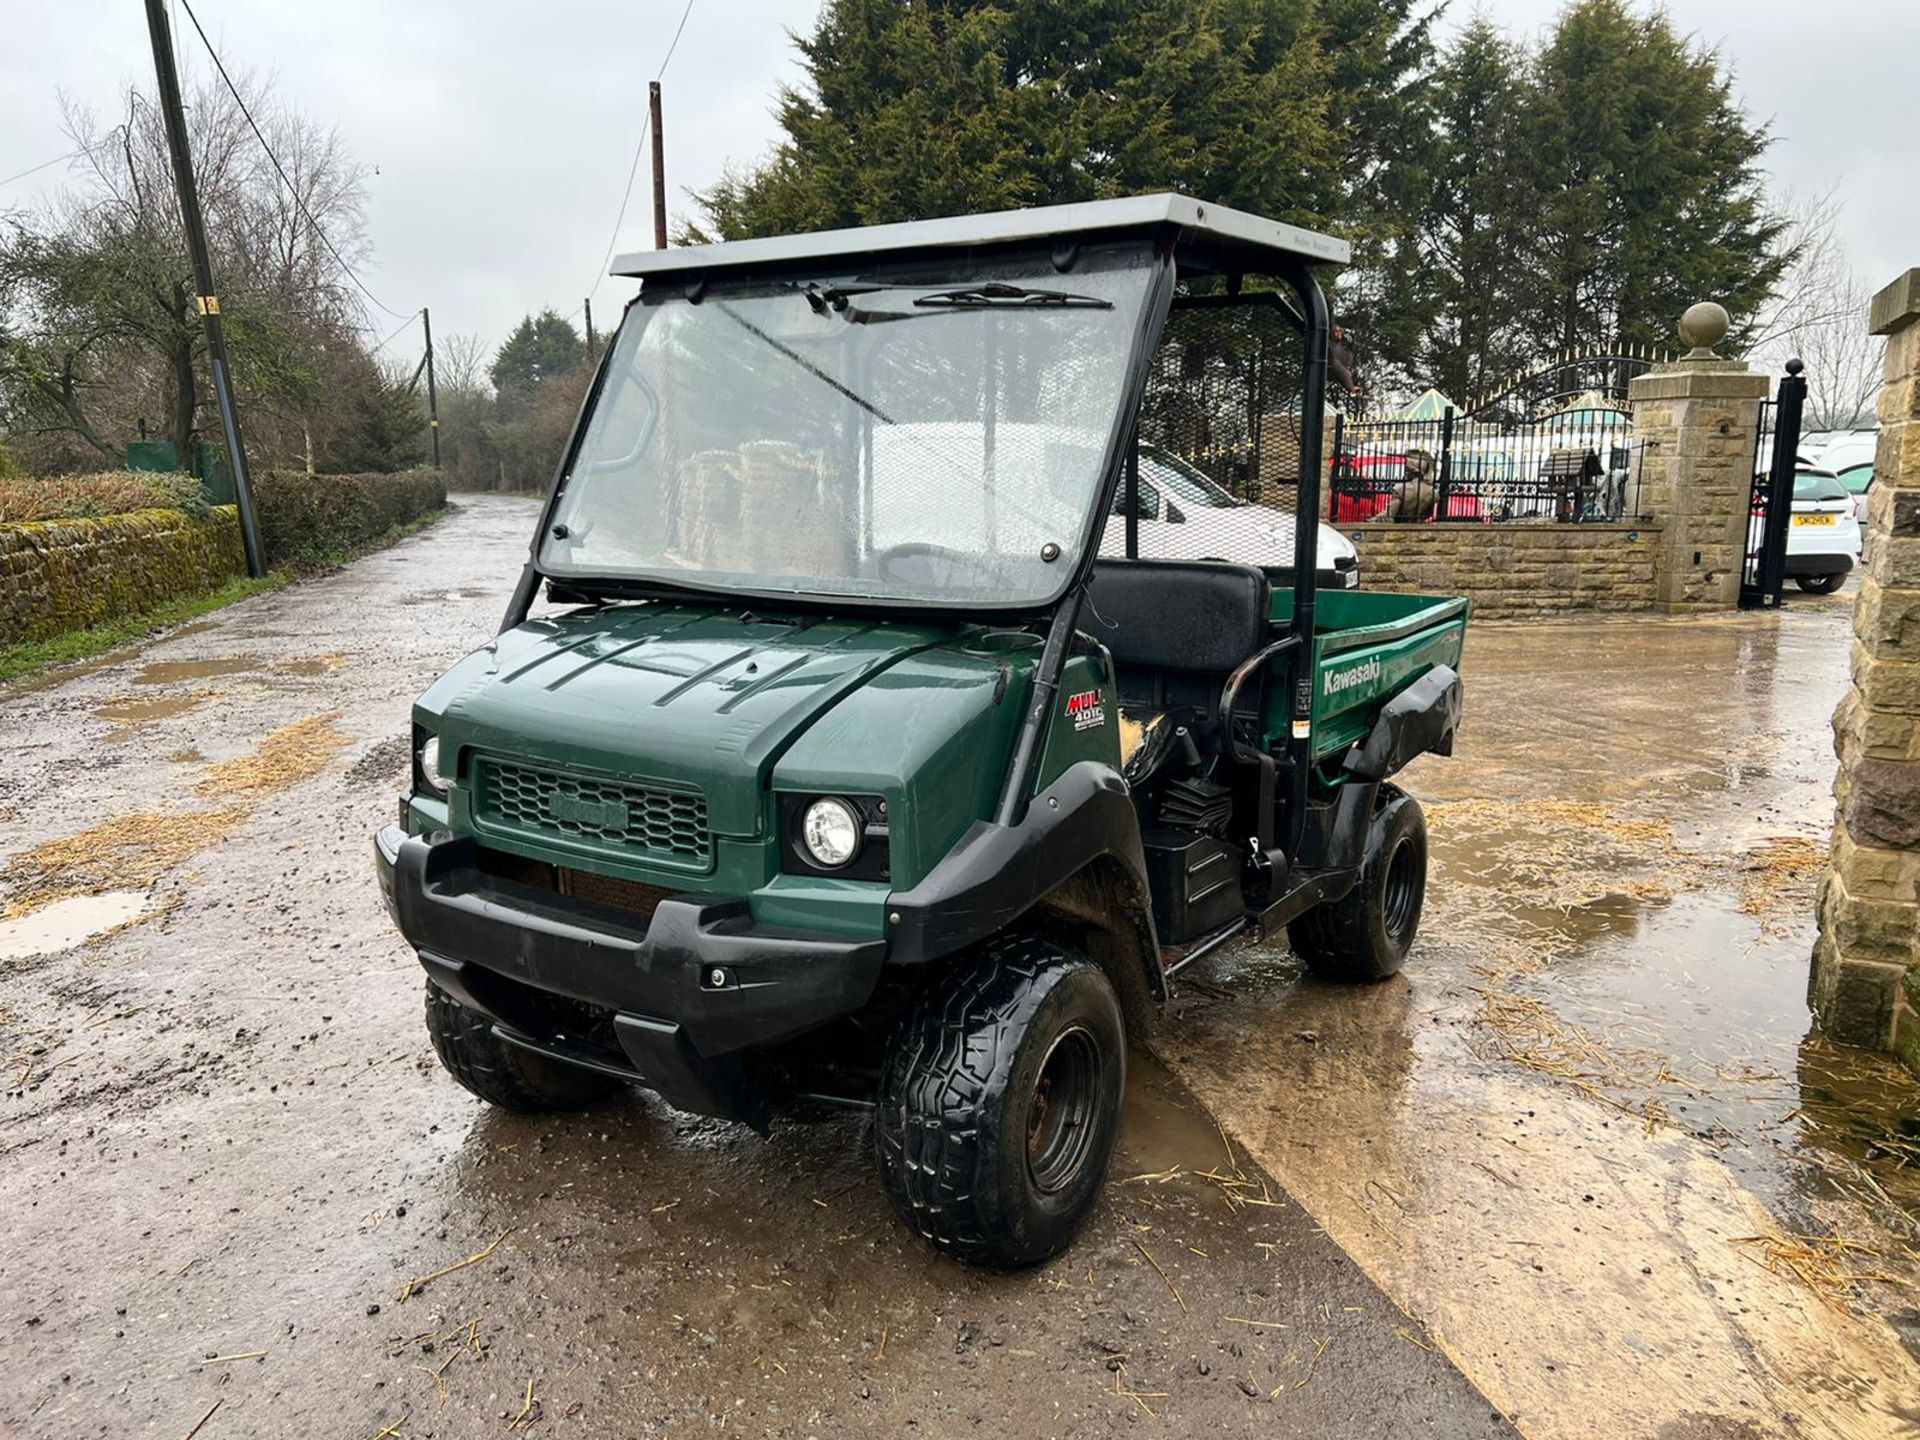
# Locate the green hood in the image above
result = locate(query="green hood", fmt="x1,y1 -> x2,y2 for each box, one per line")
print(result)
420,606 -> 955,842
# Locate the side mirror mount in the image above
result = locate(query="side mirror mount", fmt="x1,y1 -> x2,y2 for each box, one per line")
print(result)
1165,502 -> 1187,524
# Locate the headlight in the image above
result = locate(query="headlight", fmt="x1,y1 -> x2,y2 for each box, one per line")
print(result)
800,797 -> 862,868
417,734 -> 448,793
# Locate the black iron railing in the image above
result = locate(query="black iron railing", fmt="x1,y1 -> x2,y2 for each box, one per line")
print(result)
1329,406 -> 1643,524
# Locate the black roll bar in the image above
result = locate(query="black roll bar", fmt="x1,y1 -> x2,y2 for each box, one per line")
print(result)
1283,268 -> 1331,855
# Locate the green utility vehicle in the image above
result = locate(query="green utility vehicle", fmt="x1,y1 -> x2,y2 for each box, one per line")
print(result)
375,195 -> 1467,1268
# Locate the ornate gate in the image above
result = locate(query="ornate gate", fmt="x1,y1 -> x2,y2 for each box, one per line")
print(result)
1741,359 -> 1808,610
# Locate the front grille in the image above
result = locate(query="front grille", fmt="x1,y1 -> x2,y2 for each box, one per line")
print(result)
477,759 -> 709,864
558,867 -> 675,921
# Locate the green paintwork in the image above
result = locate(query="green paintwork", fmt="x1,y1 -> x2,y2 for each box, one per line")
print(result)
410,603 -> 1040,939
773,639 -> 1032,886
1262,589 -> 1470,764
1035,653 -> 1121,789
404,585 -> 1467,946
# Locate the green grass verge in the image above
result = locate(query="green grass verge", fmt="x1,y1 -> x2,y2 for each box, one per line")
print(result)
0,505 -> 448,686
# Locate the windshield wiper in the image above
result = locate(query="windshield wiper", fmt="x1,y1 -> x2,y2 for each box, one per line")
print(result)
914,282 -> 1111,310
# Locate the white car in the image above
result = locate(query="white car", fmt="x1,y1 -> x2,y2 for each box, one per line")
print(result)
1802,431 -> 1877,523
1748,467 -> 1861,594
1100,445 -> 1360,586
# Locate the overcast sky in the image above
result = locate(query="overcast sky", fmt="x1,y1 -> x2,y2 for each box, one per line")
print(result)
4,0 -> 1915,363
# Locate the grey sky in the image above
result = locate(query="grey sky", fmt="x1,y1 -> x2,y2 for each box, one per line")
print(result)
3,0 -> 1914,362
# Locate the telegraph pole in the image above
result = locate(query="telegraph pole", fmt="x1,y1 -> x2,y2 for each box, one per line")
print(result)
143,0 -> 265,578
583,297 -> 596,351
420,307 -> 440,468
649,80 -> 667,249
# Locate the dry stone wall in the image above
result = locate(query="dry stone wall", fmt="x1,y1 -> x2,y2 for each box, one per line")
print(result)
0,506 -> 243,646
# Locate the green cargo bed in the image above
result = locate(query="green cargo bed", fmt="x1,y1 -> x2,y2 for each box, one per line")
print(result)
1263,590 -> 1470,765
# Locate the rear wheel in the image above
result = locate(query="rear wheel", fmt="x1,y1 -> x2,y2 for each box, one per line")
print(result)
1288,785 -> 1427,982
424,981 -> 620,1112
1795,572 -> 1845,594
875,935 -> 1125,1268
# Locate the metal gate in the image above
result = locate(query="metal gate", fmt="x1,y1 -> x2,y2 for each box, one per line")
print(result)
1741,359 -> 1807,609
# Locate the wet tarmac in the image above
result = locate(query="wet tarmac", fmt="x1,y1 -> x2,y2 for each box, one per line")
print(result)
0,498 -> 1508,1439
1166,593 -> 1920,1437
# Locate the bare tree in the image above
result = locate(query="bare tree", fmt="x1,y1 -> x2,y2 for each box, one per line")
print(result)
0,72 -> 375,469
1748,191 -> 1885,431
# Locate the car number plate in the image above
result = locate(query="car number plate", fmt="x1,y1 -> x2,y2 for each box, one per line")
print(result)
1793,514 -> 1836,526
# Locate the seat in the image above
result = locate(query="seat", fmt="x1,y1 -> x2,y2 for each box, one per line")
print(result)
1085,559 -> 1273,716
1088,560 -> 1278,842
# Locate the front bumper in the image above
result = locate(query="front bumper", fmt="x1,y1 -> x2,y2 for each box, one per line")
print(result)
1783,549 -> 1853,578
375,826 -> 886,1127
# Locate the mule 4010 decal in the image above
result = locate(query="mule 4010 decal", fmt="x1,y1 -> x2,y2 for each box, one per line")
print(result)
1065,689 -> 1108,731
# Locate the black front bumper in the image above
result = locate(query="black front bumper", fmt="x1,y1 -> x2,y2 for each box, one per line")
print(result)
375,827 -> 886,1128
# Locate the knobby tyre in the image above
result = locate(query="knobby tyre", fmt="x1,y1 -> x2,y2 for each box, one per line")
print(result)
875,935 -> 1126,1268
424,981 -> 619,1112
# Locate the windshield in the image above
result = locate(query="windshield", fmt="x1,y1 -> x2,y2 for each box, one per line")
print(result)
1793,469 -> 1847,503
541,245 -> 1158,607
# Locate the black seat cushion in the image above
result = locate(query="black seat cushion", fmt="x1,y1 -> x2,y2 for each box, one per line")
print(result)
1086,559 -> 1272,676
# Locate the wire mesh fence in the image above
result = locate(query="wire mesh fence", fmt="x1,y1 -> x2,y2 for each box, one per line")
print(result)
1109,289 -> 1320,572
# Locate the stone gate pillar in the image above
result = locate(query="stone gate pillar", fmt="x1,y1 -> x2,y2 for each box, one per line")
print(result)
1626,303 -> 1771,613
1812,269 -> 1920,1067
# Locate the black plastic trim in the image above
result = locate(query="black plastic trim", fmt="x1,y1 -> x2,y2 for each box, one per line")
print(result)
1343,664 -> 1464,781
886,761 -> 1161,985
380,827 -> 886,1068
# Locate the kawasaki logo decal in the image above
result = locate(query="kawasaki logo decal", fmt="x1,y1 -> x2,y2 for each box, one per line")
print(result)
1065,689 -> 1107,731
551,793 -> 630,830
1323,657 -> 1382,698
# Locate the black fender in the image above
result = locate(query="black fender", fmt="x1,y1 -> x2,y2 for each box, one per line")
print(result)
1343,664 -> 1463,782
885,761 -> 1165,1032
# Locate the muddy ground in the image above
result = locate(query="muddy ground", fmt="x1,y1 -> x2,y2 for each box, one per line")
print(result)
0,498 -> 1501,1440
2,495 -> 1916,1438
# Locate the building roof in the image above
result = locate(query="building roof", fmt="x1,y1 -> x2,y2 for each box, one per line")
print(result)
612,193 -> 1351,282
1393,388 -> 1462,422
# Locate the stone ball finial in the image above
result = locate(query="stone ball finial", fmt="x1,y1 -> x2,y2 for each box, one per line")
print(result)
1786,356 -> 1805,376
1679,301 -> 1730,359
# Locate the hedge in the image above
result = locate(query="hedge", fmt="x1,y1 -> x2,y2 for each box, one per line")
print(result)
0,468 -> 447,651
0,471 -> 210,524
250,468 -> 447,565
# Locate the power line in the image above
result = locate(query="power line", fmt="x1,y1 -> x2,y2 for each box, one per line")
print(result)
583,0 -> 696,303
0,149 -> 83,189
370,309 -> 424,355
177,0 -> 413,321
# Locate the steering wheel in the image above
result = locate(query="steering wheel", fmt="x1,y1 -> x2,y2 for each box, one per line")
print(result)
871,542 -> 997,586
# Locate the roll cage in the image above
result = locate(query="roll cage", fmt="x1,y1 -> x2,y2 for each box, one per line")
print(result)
500,193 -> 1348,850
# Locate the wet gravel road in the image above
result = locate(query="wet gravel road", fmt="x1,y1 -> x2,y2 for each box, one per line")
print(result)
0,497 -> 1507,1440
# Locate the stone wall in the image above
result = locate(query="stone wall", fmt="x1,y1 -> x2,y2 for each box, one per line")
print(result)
1338,522 -> 1660,617
1813,269 -> 1920,1069
0,506 -> 244,647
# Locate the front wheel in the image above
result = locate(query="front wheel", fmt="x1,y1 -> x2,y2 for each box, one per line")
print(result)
1795,571 -> 1845,594
875,935 -> 1125,1268
424,982 -> 620,1112
1288,786 -> 1427,982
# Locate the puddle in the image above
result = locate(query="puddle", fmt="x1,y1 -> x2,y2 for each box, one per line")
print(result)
0,890 -> 150,961
92,692 -> 212,735
277,654 -> 351,677
133,656 -> 258,685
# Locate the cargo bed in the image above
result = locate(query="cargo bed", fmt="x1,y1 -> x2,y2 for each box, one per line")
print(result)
1263,590 -> 1470,764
